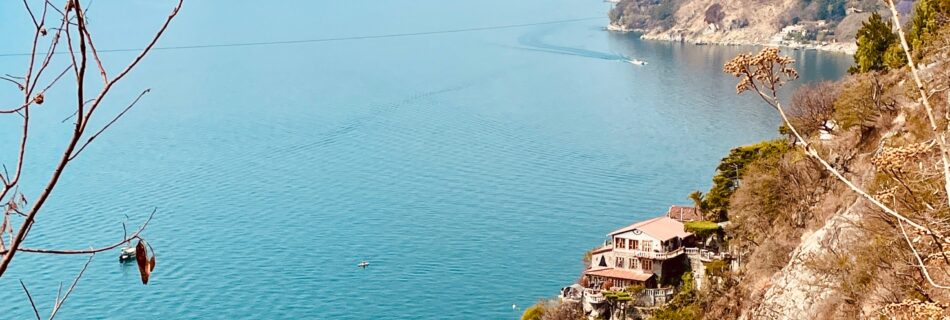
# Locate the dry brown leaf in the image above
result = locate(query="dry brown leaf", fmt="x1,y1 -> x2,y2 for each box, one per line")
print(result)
135,240 -> 150,284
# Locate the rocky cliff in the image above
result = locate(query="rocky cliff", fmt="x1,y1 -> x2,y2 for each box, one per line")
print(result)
695,38 -> 950,319
608,0 -> 867,53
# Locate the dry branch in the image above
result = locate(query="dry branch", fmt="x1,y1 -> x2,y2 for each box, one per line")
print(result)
0,0 -> 183,278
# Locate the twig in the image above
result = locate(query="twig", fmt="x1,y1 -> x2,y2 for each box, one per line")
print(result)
54,281 -> 62,311
0,208 -> 155,255
78,0 -> 182,133
19,279 -> 42,320
22,0 -> 39,30
898,220 -> 950,289
0,76 -> 24,90
47,254 -> 94,320
80,26 -> 106,83
69,89 -> 150,160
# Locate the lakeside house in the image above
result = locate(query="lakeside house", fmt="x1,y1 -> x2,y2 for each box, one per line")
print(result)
560,205 -> 735,318
584,216 -> 693,289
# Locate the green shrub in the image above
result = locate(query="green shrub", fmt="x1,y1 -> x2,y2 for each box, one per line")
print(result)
692,140 -> 790,222
832,74 -> 893,130
882,42 -> 906,69
704,260 -> 729,277
684,220 -> 721,238
521,303 -> 544,320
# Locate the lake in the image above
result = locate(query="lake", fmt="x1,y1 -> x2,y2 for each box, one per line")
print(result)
0,1 -> 851,319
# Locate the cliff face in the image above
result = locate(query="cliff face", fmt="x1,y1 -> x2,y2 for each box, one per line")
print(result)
608,0 -> 860,53
744,194 -> 864,319
701,49 -> 950,318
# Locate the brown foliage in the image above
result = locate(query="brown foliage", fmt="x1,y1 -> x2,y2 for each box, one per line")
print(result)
788,81 -> 840,137
728,149 -> 824,249
723,47 -> 799,97
541,301 -> 584,320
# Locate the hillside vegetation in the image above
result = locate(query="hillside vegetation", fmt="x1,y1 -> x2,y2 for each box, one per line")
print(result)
653,1 -> 950,318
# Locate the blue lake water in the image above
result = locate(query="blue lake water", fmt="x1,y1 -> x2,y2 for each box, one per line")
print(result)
0,1 -> 852,319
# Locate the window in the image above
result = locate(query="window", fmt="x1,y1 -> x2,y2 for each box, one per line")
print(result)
628,239 -> 638,249
615,257 -> 625,268
628,257 -> 640,270
642,259 -> 653,271
641,240 -> 652,252
614,237 -> 626,249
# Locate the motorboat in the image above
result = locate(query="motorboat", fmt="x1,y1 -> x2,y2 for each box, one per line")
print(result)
627,59 -> 647,65
119,246 -> 136,262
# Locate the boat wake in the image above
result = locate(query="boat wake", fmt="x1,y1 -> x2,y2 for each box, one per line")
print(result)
514,27 -> 632,63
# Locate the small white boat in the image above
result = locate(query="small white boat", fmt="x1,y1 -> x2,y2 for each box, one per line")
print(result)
358,260 -> 369,268
627,59 -> 647,65
119,246 -> 136,262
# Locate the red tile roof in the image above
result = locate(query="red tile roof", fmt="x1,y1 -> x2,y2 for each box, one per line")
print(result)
609,216 -> 692,241
667,205 -> 703,222
584,268 -> 654,281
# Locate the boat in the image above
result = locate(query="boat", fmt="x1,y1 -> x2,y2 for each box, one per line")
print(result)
627,59 -> 647,65
358,260 -> 369,268
119,246 -> 136,262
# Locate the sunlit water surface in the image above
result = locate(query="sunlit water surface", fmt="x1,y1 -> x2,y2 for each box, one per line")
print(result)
0,1 -> 851,318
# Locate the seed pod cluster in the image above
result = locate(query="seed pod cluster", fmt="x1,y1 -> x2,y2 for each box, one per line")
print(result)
871,142 -> 932,172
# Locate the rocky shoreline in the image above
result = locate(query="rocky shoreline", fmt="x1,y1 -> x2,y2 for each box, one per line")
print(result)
607,23 -> 857,55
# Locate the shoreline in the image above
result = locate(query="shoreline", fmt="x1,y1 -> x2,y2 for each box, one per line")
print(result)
606,24 -> 856,55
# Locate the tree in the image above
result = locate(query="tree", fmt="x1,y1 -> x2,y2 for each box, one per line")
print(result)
851,13 -> 897,73
906,0 -> 950,59
693,140 -> 790,222
0,0 -> 183,317
832,74 -> 895,130
787,81 -> 840,137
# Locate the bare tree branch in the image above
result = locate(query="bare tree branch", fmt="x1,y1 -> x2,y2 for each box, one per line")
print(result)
0,0 -> 183,278
19,279 -> 41,320
0,208 -> 154,255
47,254 -> 94,320
898,220 -> 950,289
70,89 -> 150,161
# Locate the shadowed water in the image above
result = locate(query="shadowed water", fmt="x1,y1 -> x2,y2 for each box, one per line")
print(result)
0,1 -> 852,319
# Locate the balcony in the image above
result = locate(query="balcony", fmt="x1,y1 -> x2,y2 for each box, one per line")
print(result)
583,288 -> 605,304
615,247 -> 684,260
685,247 -> 731,262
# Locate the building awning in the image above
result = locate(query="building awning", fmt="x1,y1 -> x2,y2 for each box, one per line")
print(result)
591,246 -> 612,254
584,268 -> 654,282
